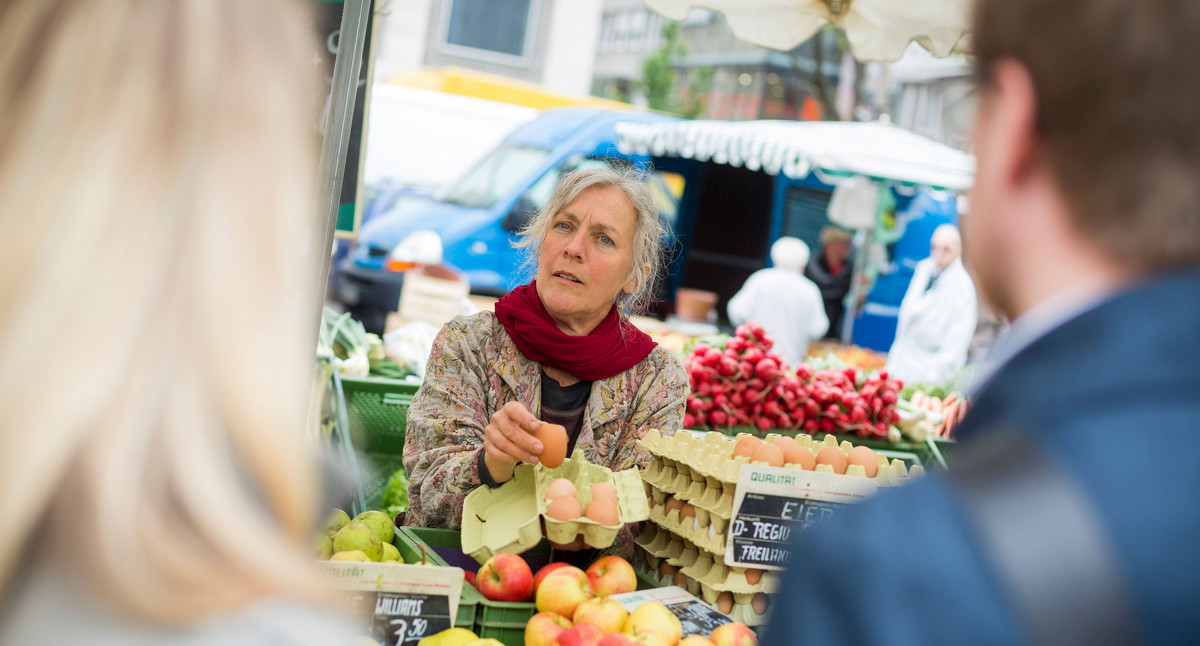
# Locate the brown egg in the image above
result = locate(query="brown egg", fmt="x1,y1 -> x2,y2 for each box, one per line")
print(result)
815,447 -> 848,474
751,592 -> 770,615
715,591 -> 735,614
673,570 -> 689,587
544,478 -> 577,501
664,496 -> 684,517
533,423 -> 568,468
782,445 -> 815,470
745,569 -> 763,585
590,481 -> 618,501
680,504 -> 696,521
751,442 -> 784,467
659,562 -> 679,578
846,445 -> 879,477
773,435 -> 799,452
546,496 -> 582,521
732,435 -> 761,459
584,498 -> 620,526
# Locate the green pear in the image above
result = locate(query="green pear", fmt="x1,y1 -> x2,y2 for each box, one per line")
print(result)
333,522 -> 383,561
324,509 -> 351,535
329,550 -> 371,562
380,542 -> 402,563
314,533 -> 333,559
354,510 -> 395,544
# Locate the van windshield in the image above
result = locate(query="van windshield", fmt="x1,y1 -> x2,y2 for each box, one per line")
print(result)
439,145 -> 549,209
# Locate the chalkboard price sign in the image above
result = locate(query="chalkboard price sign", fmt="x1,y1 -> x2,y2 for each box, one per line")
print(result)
611,587 -> 733,637
725,465 -> 878,570
325,561 -> 463,646
363,592 -> 452,645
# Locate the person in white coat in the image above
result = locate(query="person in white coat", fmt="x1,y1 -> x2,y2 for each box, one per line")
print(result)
886,224 -> 978,385
728,237 -> 829,366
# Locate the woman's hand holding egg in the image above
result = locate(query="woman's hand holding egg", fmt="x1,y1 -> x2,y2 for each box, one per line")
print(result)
483,401 -> 545,483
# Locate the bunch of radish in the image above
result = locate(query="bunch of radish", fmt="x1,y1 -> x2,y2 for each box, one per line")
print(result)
684,323 -> 903,439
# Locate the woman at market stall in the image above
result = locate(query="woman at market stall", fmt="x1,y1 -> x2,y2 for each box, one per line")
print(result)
403,167 -> 688,558
0,0 -> 356,643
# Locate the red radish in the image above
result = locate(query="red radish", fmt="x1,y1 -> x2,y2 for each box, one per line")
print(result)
710,410 -> 728,426
684,414 -> 696,428
755,358 -> 779,381
756,417 -> 773,431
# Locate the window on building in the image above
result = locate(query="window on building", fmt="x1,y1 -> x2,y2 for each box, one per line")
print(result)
440,0 -> 537,63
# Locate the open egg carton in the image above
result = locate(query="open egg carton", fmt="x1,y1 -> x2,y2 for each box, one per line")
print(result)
461,451 -> 648,563
634,523 -> 777,626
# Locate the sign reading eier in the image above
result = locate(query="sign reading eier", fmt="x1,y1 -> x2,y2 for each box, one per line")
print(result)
725,464 -> 878,571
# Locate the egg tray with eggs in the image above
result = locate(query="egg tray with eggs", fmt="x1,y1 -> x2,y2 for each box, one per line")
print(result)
641,429 -> 926,487
633,526 -> 775,626
646,485 -> 730,558
460,451 -> 649,562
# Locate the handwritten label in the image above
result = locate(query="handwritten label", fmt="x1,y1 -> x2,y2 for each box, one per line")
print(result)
325,561 -> 462,646
726,465 -> 877,570
611,586 -> 732,637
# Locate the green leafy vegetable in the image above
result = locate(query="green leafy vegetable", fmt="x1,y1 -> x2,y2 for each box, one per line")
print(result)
380,468 -> 409,518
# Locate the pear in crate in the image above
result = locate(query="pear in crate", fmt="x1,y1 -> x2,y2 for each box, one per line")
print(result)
354,510 -> 396,543
333,522 -> 383,561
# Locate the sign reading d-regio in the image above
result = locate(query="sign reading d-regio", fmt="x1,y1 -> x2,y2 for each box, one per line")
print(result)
725,465 -> 878,571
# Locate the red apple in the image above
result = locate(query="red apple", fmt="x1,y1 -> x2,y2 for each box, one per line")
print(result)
526,611 -> 573,646
477,553 -> 534,602
573,597 -> 628,634
534,562 -> 574,595
556,623 -> 605,646
537,567 -> 596,618
709,622 -> 757,646
464,570 -> 478,590
624,602 -> 681,645
586,555 -> 637,597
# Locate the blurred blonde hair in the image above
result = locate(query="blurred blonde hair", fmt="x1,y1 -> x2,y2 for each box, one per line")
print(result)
0,0 -> 331,624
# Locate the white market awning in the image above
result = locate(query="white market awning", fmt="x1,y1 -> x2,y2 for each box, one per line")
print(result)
615,119 -> 975,191
642,0 -> 972,62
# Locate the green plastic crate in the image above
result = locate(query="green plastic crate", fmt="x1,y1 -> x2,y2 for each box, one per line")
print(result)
400,527 -> 660,646
391,529 -> 479,630
339,375 -> 421,510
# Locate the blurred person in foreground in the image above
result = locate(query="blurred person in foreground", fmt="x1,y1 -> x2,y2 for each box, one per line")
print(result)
728,237 -> 829,365
805,226 -> 854,339
765,0 -> 1200,644
885,224 -> 978,385
0,1 -> 356,643
403,167 -> 687,560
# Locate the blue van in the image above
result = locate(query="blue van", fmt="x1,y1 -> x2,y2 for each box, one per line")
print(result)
333,107 -> 681,333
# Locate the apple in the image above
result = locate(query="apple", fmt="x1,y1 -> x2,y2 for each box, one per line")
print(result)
680,637 -> 716,646
573,597 -> 629,634
621,631 -> 672,646
597,635 -> 640,646
537,567 -> 596,617
526,611 -> 573,646
534,562 -> 574,595
477,553 -> 534,602
624,602 -> 681,646
464,570 -> 478,590
709,623 -> 757,646
556,623 -> 605,646
586,555 -> 637,596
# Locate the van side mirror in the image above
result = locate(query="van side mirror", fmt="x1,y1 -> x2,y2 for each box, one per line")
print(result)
502,195 -> 537,232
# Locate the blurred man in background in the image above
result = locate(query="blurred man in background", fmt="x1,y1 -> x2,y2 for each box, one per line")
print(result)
765,0 -> 1200,643
728,237 -> 828,365
805,226 -> 854,339
885,224 -> 978,385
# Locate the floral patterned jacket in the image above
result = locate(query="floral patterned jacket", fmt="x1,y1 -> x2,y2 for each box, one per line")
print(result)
403,311 -> 687,557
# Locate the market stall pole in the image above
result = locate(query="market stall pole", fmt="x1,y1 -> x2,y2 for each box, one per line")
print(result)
316,0 -> 372,308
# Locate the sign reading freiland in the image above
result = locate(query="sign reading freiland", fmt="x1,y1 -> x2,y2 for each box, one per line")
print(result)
325,561 -> 462,645
725,465 -> 878,571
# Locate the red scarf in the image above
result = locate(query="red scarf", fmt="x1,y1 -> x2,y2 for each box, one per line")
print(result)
494,282 -> 657,381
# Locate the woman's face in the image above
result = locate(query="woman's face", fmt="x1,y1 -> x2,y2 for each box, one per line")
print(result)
536,185 -> 639,335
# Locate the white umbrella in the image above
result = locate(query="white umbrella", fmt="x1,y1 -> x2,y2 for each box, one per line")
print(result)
642,0 -> 971,62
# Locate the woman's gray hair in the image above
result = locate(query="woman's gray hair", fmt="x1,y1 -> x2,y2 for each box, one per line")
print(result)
515,165 -> 666,317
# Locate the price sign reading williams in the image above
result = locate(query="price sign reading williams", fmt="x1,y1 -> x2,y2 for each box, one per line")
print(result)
725,465 -> 878,571
325,561 -> 463,646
